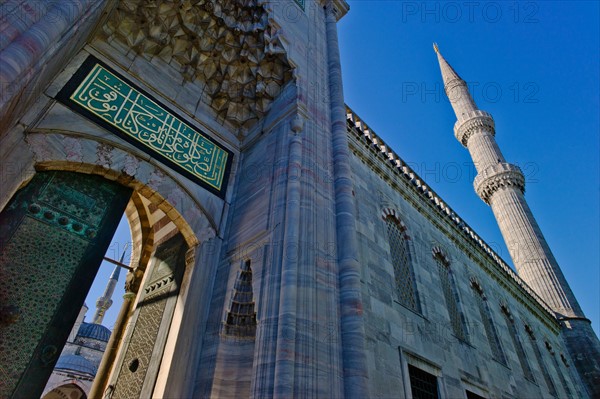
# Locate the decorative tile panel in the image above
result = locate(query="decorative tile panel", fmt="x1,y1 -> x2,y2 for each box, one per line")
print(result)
0,219 -> 88,398
0,171 -> 131,398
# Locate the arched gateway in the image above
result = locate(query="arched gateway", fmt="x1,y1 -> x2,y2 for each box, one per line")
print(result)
0,157 -> 215,399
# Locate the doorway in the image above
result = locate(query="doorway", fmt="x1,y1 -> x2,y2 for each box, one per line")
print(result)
40,215 -> 132,398
0,171 -> 132,398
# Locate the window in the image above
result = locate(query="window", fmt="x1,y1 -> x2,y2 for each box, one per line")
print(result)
385,216 -> 419,312
525,325 -> 557,397
545,342 -> 573,398
408,364 -> 439,399
223,260 -> 257,337
466,391 -> 487,399
500,305 -> 534,381
471,280 -> 507,365
433,247 -> 468,342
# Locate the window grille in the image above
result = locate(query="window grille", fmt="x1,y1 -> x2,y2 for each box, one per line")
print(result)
472,283 -> 507,365
435,254 -> 468,342
546,342 -> 573,398
501,306 -> 534,381
385,218 -> 419,312
525,326 -> 557,397
408,364 -> 439,399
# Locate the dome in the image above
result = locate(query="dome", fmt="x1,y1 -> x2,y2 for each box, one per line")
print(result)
54,354 -> 97,376
77,322 -> 111,342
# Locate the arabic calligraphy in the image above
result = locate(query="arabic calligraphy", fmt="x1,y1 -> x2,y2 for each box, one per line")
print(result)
70,64 -> 228,191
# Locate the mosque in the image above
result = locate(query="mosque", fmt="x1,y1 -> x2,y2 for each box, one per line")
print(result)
0,1 -> 598,398
41,266 -> 121,399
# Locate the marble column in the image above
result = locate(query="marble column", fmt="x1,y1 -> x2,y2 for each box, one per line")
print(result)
325,3 -> 370,397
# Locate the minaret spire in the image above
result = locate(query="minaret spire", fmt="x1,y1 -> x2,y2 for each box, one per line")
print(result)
433,44 -> 477,121
433,43 -> 464,86
435,46 -> 600,397
91,244 -> 128,325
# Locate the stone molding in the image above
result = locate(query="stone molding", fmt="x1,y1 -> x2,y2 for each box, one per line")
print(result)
454,110 -> 495,147
474,163 -> 525,204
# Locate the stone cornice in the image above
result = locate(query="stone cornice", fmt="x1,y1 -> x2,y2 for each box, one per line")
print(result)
345,105 -> 559,333
474,163 -> 525,204
454,110 -> 495,147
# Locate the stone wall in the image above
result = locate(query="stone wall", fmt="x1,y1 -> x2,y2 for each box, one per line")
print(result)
349,128 -> 586,398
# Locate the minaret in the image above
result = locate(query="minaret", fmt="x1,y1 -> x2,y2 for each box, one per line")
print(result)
434,44 -> 600,397
91,244 -> 128,325
91,264 -> 120,325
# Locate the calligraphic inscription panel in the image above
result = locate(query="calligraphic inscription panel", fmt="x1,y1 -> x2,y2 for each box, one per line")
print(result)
57,56 -> 233,198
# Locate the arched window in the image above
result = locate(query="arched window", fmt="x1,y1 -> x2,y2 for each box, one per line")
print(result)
545,341 -> 573,398
500,304 -> 534,381
384,214 -> 419,312
471,279 -> 507,365
433,247 -> 468,342
524,324 -> 557,397
224,260 -> 257,338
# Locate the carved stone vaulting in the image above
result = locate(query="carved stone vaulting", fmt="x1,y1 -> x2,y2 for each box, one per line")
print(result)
101,0 -> 294,131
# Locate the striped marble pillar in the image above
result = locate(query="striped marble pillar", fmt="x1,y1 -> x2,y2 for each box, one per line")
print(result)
325,2 -> 370,398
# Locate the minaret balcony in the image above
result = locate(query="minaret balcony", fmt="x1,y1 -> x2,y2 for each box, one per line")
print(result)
454,110 -> 495,147
474,162 -> 525,204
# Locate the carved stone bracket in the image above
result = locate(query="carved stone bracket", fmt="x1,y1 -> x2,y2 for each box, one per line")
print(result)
474,162 -> 525,204
101,0 -> 294,132
454,110 -> 495,147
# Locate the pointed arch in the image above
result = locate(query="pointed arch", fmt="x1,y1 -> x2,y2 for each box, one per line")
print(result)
524,323 -> 558,396
432,246 -> 468,342
382,209 -> 419,312
500,304 -> 535,381
470,278 -> 507,365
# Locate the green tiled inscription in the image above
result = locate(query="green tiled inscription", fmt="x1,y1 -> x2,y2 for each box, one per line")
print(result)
70,64 -> 229,191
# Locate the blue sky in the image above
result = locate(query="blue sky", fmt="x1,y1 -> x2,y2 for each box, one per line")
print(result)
84,1 -> 599,337
338,1 -> 599,334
